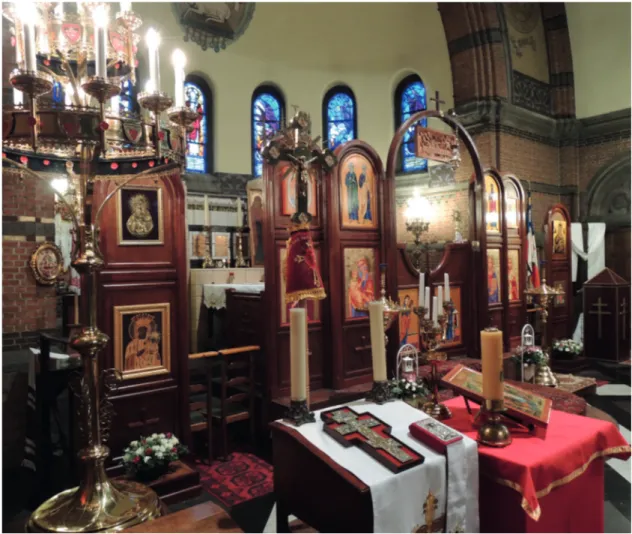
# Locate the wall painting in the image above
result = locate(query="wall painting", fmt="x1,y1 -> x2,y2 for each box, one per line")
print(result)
344,247 -> 377,319
340,154 -> 377,229
487,249 -> 502,304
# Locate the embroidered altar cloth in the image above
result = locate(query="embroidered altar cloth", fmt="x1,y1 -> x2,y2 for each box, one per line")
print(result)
281,399 -> 479,533
202,283 -> 264,309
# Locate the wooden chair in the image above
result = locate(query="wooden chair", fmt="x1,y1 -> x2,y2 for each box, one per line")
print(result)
188,345 -> 259,462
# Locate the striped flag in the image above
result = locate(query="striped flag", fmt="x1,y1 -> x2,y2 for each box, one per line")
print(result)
526,191 -> 541,288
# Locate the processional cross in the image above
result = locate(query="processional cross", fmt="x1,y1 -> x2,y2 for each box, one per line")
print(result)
589,297 -> 611,339
430,90 -> 445,113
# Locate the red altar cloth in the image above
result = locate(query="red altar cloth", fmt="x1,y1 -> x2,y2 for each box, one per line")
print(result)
442,397 -> 630,532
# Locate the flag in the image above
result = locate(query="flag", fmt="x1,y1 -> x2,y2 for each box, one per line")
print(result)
526,191 -> 541,288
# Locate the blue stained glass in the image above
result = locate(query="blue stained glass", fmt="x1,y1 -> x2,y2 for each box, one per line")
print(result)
51,82 -> 63,104
399,80 -> 427,172
120,79 -> 133,113
252,92 -> 282,177
326,91 -> 355,150
185,82 -> 207,173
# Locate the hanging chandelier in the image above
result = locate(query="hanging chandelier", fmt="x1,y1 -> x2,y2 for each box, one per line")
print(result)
2,1 -> 197,166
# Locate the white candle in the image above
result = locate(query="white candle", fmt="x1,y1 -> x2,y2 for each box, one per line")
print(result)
17,3 -> 37,72
171,49 -> 186,108
13,88 -> 23,106
437,287 -> 443,310
424,287 -> 430,318
369,301 -> 387,381
236,197 -> 242,226
203,195 -> 210,227
93,5 -> 108,78
419,273 -> 425,307
444,273 -> 450,302
290,308 -> 307,401
145,28 -> 161,93
432,296 -> 438,325
120,1 -> 132,12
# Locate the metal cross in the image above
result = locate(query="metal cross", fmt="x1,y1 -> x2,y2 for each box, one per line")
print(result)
589,297 -> 611,339
430,90 -> 445,113
328,410 -> 412,463
621,298 -> 627,340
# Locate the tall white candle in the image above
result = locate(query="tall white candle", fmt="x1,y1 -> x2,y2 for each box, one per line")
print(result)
444,273 -> 450,302
424,287 -> 430,318
145,28 -> 161,93
290,308 -> 307,401
369,301 -> 387,381
17,3 -> 37,72
437,286 -> 443,310
171,49 -> 186,108
419,273 -> 425,307
93,5 -> 108,78
203,195 -> 210,227
432,296 -> 439,325
120,1 -> 132,12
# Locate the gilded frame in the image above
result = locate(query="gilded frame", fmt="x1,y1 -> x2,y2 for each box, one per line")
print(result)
116,185 -> 164,246
30,242 -> 64,285
114,302 -> 171,380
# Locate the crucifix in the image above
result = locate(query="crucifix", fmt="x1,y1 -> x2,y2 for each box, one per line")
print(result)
430,90 -> 445,113
589,297 -> 611,339
621,298 -> 627,340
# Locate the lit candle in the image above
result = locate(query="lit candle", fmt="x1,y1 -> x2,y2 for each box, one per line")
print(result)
17,3 -> 37,72
431,296 -> 438,325
120,1 -> 132,13
290,308 -> 307,401
145,28 -> 161,93
236,197 -> 242,226
92,5 -> 108,78
171,49 -> 186,108
203,194 -> 210,226
369,301 -> 387,381
444,273 -> 450,302
437,287 -> 443,311
419,272 -> 425,307
481,328 -> 504,401
424,287 -> 430,318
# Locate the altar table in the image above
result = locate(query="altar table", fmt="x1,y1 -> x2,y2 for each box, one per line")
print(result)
442,396 -> 630,533
202,283 -> 264,309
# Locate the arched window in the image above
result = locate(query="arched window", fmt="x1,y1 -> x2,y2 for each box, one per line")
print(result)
323,86 -> 357,150
184,76 -> 212,174
252,85 -> 285,177
394,75 -> 427,173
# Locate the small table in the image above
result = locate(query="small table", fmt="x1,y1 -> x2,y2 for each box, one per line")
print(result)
122,501 -> 242,533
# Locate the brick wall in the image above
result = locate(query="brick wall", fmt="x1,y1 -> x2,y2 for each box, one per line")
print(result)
2,170 -> 58,352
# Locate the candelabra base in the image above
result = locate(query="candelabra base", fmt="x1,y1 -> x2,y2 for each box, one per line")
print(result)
284,399 -> 315,427
477,406 -> 512,448
366,380 -> 393,405
421,399 -> 452,421
27,479 -> 161,533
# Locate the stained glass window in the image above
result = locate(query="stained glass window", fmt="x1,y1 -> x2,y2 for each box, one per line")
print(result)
324,87 -> 356,150
185,82 -> 207,173
51,81 -> 63,105
252,87 -> 284,177
120,79 -> 134,113
396,75 -> 427,173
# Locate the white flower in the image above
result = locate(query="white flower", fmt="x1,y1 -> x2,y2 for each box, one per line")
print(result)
135,447 -> 143,456
156,451 -> 164,459
159,433 -> 165,439
130,440 -> 139,448
151,433 -> 158,439
144,456 -> 151,463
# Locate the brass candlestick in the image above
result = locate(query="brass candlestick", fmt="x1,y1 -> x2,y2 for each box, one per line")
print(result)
477,399 -> 512,448
202,224 -> 213,268
138,91 -> 174,160
284,399 -> 315,427
235,229 -> 247,267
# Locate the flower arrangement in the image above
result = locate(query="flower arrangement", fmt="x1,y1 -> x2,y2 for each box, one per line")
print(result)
122,433 -> 188,480
389,377 -> 430,400
513,346 -> 546,366
553,339 -> 583,356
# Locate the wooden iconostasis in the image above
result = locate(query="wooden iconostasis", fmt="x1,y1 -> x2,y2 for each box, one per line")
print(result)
261,140 -> 398,399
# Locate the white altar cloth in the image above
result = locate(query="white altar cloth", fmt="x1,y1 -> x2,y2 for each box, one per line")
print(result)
280,399 -> 479,533
202,283 -> 264,309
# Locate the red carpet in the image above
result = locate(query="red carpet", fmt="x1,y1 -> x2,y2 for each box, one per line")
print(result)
195,453 -> 273,507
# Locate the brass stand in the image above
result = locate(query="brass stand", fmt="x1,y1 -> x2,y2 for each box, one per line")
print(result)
284,399 -> 316,426
235,229 -> 247,267
477,399 -> 512,448
138,91 -> 174,159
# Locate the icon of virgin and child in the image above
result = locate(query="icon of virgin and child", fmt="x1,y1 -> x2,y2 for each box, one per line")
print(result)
124,313 -> 162,371
344,162 -> 373,224
347,255 -> 375,318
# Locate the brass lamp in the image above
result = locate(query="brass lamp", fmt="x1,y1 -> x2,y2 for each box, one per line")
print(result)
404,190 -> 433,273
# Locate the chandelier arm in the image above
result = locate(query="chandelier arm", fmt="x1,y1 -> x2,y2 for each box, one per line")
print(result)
93,162 -> 180,231
1,157 -> 81,235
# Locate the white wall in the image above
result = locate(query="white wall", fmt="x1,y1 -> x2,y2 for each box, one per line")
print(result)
134,1 -> 453,173
567,2 -> 632,118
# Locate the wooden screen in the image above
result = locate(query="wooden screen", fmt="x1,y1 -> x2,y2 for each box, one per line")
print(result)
544,204 -> 572,345
93,171 -> 189,462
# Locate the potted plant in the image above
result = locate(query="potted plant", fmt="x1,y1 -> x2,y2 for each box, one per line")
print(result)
121,433 -> 188,482
389,376 -> 430,409
513,346 -> 546,382
552,339 -> 583,360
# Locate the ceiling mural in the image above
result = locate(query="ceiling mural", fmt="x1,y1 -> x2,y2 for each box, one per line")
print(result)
174,3 -> 256,52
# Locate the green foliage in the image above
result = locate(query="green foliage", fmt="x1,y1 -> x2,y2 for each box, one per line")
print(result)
122,433 -> 188,477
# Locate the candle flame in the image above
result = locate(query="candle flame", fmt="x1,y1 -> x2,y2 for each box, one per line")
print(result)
145,27 -> 161,50
171,48 -> 187,69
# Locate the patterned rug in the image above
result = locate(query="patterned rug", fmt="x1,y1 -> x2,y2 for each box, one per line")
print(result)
195,452 -> 273,508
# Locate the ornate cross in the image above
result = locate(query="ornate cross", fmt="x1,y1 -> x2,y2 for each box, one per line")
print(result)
589,297 -> 611,339
621,298 -> 627,340
430,90 -> 445,113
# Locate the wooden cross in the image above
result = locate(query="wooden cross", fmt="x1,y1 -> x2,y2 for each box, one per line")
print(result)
621,298 -> 627,340
430,90 -> 445,113
589,297 -> 611,339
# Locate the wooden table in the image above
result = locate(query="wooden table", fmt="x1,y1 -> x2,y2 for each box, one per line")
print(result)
271,421 -> 373,533
123,502 -> 242,533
